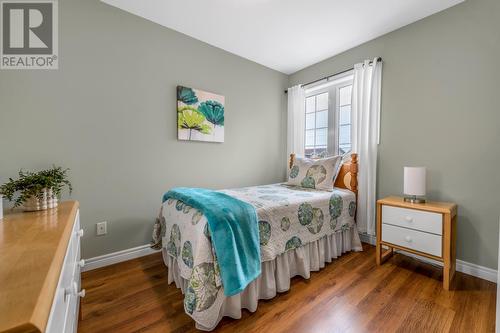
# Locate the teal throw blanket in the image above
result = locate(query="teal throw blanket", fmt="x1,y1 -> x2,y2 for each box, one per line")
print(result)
162,187 -> 261,296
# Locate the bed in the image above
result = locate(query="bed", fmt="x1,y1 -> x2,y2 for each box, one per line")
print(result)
155,154 -> 362,330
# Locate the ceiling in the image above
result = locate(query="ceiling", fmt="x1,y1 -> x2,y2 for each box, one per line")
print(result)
101,0 -> 464,74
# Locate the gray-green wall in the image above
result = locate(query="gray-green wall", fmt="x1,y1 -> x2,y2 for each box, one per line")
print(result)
1,0 -> 499,269
0,0 -> 288,259
290,0 -> 500,269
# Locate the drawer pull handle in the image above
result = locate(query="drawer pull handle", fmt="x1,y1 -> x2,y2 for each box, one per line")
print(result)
77,289 -> 86,298
78,259 -> 85,268
76,229 -> 84,237
405,236 -> 412,242
72,282 -> 86,298
65,282 -> 86,299
405,216 -> 413,222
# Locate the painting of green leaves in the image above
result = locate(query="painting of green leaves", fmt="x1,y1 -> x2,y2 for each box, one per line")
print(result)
177,86 -> 225,142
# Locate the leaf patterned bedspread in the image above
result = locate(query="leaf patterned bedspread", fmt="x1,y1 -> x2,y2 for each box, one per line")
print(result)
159,183 -> 357,328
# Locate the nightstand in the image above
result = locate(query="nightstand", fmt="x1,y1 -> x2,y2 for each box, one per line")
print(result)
376,196 -> 457,290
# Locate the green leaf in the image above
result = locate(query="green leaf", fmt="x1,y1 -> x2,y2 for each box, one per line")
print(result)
0,166 -> 72,207
329,194 -> 343,219
178,106 -> 212,134
177,86 -> 198,105
198,100 -> 224,126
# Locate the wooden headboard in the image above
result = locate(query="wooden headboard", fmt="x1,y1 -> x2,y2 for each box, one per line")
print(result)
289,153 -> 358,197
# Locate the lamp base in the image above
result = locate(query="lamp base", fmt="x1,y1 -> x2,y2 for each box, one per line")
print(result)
404,195 -> 426,204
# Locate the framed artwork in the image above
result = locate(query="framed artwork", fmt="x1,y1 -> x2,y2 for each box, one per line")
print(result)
177,86 -> 225,142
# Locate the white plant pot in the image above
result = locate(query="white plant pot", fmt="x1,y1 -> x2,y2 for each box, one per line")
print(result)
46,188 -> 58,209
23,188 -> 58,212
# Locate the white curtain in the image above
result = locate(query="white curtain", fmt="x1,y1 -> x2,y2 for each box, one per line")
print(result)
287,85 -> 305,158
352,58 -> 383,236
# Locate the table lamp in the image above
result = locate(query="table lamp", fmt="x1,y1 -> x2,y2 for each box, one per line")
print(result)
404,167 -> 426,203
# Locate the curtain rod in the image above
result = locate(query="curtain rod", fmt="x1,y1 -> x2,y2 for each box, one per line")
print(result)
284,57 -> 382,94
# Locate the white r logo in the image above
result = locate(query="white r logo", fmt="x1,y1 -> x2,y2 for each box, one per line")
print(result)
9,8 -> 48,48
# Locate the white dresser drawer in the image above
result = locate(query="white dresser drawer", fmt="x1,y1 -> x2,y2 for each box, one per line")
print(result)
66,216 -> 83,333
382,224 -> 442,257
45,281 -> 69,333
382,205 -> 442,235
65,279 -> 80,333
71,211 -> 82,263
46,209 -> 82,333
66,259 -> 82,333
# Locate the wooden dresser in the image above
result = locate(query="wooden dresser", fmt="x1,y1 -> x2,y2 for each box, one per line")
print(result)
0,201 -> 85,333
376,196 -> 457,290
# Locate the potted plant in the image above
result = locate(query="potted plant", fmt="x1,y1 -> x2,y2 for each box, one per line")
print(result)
0,166 -> 72,211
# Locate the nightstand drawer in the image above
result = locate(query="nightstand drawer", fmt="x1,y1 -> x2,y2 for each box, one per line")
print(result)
382,224 -> 442,257
382,205 -> 442,235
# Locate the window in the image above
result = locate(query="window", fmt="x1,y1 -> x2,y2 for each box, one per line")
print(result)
304,74 -> 353,158
338,84 -> 353,154
305,93 -> 328,157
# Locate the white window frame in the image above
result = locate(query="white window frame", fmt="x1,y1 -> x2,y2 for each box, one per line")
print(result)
304,72 -> 354,157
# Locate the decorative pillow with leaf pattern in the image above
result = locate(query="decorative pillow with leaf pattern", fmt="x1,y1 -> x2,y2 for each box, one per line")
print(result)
287,155 -> 343,191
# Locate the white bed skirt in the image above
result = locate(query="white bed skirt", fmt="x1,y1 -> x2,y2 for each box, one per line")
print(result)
163,228 -> 363,331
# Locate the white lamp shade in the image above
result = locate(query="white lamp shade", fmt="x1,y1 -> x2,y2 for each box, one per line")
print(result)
404,167 -> 426,196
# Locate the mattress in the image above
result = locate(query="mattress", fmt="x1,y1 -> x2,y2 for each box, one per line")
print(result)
159,183 -> 362,329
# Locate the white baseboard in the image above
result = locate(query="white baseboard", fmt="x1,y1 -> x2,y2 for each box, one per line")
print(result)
358,232 -> 497,283
456,259 -> 497,283
83,236 -> 497,283
359,233 -> 376,245
82,244 -> 160,272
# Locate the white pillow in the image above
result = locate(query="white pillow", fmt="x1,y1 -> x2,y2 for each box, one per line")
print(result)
287,155 -> 343,191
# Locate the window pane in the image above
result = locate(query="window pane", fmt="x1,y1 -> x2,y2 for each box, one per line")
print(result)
315,128 -> 327,147
305,130 -> 315,147
315,110 -> 328,128
339,144 -> 351,155
339,85 -> 352,106
339,105 -> 351,125
305,113 -> 315,130
306,97 -> 315,113
339,124 -> 350,145
314,148 -> 327,158
316,93 -> 328,110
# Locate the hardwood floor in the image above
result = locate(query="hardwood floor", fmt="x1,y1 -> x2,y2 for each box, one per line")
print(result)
79,243 -> 496,333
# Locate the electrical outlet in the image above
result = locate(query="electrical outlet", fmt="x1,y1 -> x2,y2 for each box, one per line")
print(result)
96,221 -> 107,236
